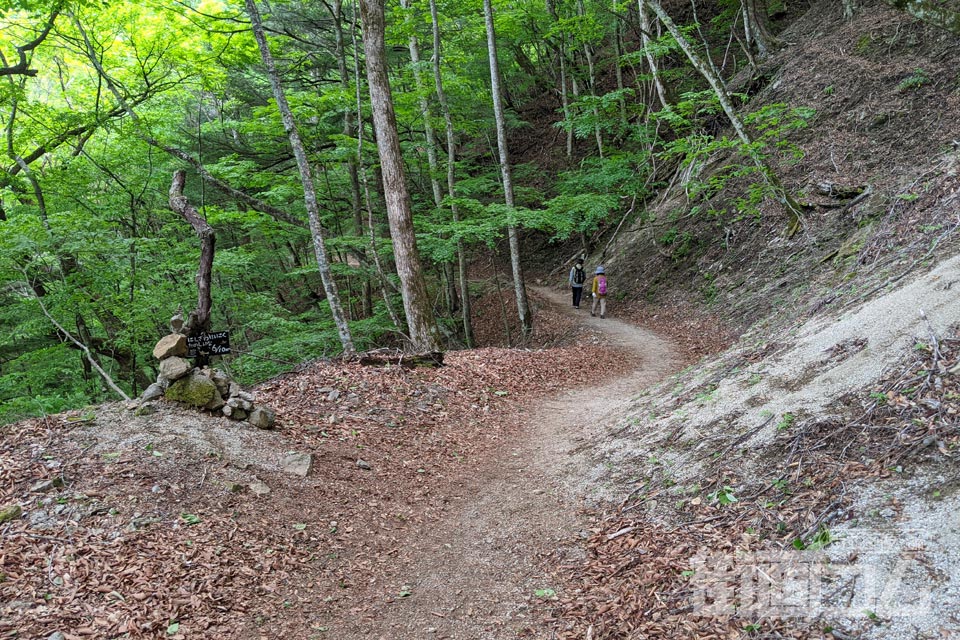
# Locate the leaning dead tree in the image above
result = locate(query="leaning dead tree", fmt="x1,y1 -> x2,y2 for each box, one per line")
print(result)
19,268 -> 131,402
169,170 -> 214,360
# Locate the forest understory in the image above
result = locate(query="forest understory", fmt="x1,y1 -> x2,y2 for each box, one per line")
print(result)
5,0 -> 960,638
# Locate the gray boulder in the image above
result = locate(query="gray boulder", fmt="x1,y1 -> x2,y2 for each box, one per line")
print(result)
204,390 -> 226,412
159,356 -> 192,382
141,383 -> 165,402
248,406 -> 276,430
280,452 -> 312,477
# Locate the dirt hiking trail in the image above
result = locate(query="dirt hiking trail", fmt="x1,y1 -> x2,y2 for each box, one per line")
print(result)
339,287 -> 682,639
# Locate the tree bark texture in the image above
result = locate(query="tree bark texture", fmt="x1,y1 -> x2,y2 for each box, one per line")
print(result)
401,0 -> 457,318
246,0 -> 355,353
483,0 -> 533,337
359,0 -> 443,353
168,170 -> 214,339
333,0 -> 374,318
638,0 -> 672,111
742,0 -> 776,58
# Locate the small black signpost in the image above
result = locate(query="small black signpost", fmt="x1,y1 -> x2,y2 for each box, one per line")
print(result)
187,331 -> 231,359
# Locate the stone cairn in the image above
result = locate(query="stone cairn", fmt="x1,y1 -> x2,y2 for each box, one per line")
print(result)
138,333 -> 276,430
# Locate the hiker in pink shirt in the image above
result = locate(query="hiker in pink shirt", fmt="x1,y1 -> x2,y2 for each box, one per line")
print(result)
591,266 -> 607,319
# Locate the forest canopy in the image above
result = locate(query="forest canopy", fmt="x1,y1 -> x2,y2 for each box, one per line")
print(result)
0,0 -> 825,423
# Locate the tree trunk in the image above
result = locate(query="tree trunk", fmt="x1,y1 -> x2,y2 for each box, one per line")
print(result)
741,0 -> 776,58
545,0 -> 574,157
345,0 -> 404,332
577,0 -> 604,157
333,0 -> 374,318
646,0 -> 804,234
359,0 -> 443,352
430,0 -> 475,347
612,2 -> 627,131
401,0 -> 459,319
638,0 -> 672,111
168,170 -> 214,350
245,0 -> 355,353
483,0 -> 532,337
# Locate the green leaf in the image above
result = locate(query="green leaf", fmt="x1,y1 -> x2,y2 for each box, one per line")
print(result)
180,513 -> 201,526
167,621 -> 180,634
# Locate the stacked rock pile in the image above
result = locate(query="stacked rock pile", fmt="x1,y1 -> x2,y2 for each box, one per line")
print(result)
138,333 -> 276,429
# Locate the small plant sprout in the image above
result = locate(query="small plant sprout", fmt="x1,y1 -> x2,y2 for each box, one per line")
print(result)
775,412 -> 795,431
707,486 -> 738,506
896,68 -> 929,92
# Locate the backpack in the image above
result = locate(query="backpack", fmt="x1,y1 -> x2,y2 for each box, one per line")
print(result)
573,267 -> 586,285
597,275 -> 607,295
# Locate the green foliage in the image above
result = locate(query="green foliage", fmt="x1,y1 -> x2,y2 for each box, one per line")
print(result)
897,68 -> 930,92
775,412 -> 796,431
655,102 -> 814,223
659,227 -> 697,262
707,485 -> 738,506
792,526 -> 834,551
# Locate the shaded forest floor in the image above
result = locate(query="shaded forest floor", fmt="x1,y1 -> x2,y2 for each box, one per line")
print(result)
0,287 -> 686,639
5,258 -> 960,640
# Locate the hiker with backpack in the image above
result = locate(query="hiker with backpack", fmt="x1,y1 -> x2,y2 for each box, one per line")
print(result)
591,266 -> 607,319
569,258 -> 587,309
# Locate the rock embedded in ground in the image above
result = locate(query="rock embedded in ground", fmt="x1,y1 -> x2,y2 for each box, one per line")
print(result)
248,406 -> 276,430
248,479 -> 271,495
152,334 -> 188,360
280,452 -> 313,477
30,478 -> 64,493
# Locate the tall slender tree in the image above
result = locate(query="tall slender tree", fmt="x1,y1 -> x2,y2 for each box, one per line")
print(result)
358,0 -> 443,352
332,0 -> 374,318
483,0 -> 533,337
429,0 -> 474,347
245,0 -> 355,353
645,0 -> 804,235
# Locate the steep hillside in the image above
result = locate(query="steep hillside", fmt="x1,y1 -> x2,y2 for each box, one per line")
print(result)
529,2 -> 960,638
598,1 -> 960,339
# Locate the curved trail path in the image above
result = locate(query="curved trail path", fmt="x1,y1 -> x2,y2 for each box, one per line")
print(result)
343,286 -> 681,639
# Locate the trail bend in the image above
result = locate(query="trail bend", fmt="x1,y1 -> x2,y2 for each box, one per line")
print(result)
340,285 -> 682,639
